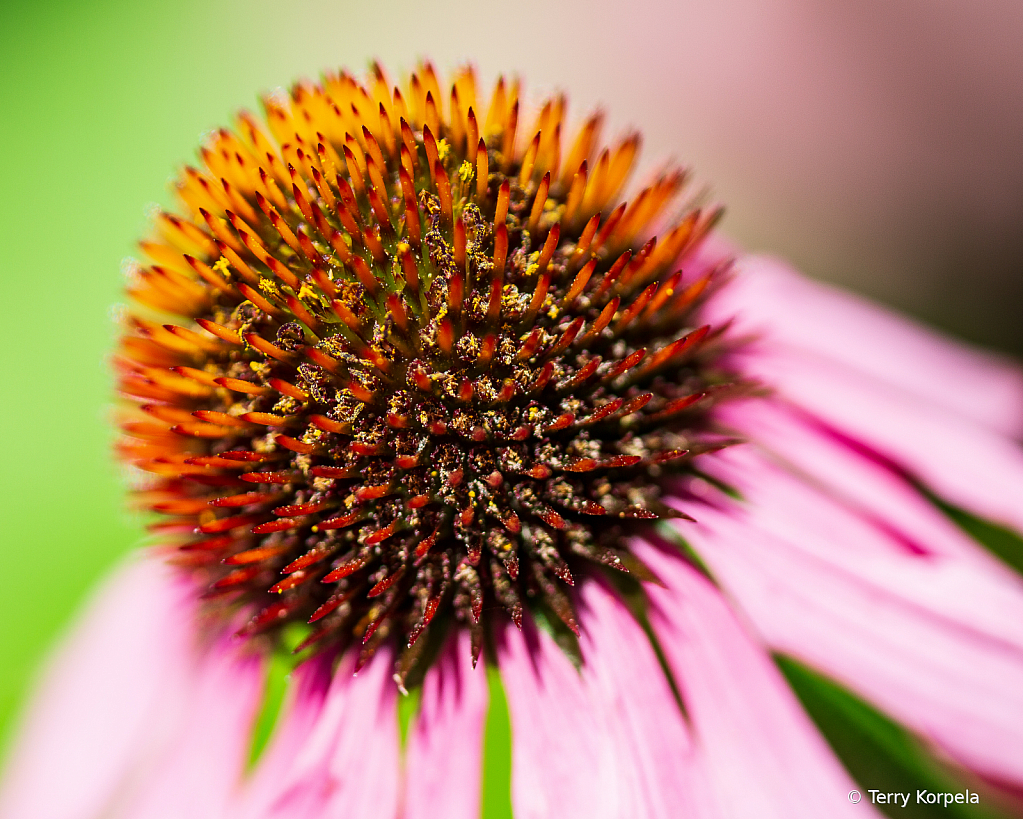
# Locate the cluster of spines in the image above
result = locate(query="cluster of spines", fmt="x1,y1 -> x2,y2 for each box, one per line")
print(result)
115,62 -> 733,680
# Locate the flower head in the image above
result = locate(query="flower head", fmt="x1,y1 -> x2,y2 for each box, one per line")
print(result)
115,63 -> 733,681
4,60 -> 1023,819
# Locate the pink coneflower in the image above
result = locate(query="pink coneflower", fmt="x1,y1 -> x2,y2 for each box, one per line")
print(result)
2,62 -> 1022,819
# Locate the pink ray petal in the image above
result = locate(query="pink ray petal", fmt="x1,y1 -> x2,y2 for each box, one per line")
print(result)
231,655 -> 333,819
707,432 -> 1023,656
745,345 -> 1023,534
401,630 -> 489,819
708,296 -> 1023,534
668,443 -> 1023,785
0,556 -> 198,819
111,640 -> 266,819
574,580 -> 718,819
497,622 -> 615,819
716,399 -> 1016,570
706,255 -> 1023,436
631,541 -> 879,819
498,575 -> 867,819
700,256 -> 1023,534
233,648 -> 400,819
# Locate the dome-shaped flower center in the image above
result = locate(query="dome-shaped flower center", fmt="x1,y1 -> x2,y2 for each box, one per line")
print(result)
117,64 -> 736,684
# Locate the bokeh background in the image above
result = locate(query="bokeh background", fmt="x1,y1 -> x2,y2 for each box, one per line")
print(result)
2,0 -> 1021,774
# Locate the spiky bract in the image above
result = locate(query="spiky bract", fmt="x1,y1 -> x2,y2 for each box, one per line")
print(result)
116,63 -> 734,681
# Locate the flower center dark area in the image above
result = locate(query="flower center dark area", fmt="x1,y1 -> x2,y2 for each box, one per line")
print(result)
117,65 -> 737,685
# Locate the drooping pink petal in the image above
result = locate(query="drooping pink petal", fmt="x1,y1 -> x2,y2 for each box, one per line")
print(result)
705,255 -> 1023,436
670,441 -> 1023,785
701,256 -> 1023,534
498,611 -> 710,819
574,580 -> 717,819
497,621 -> 616,819
712,402 -> 1023,646
0,556 -> 198,819
231,647 -> 400,819
719,398 -> 1023,580
631,541 -> 878,819
715,400 -> 988,563
401,630 -> 489,819
499,575 -> 872,819
755,348 -> 1023,534
110,639 -> 266,819
231,655 -> 333,819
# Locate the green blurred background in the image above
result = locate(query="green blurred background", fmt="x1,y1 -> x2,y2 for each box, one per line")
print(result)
2,0 -> 1022,778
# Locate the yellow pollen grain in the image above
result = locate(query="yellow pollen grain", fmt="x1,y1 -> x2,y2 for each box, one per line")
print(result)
437,139 -> 451,162
458,161 -> 474,184
212,257 -> 232,279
